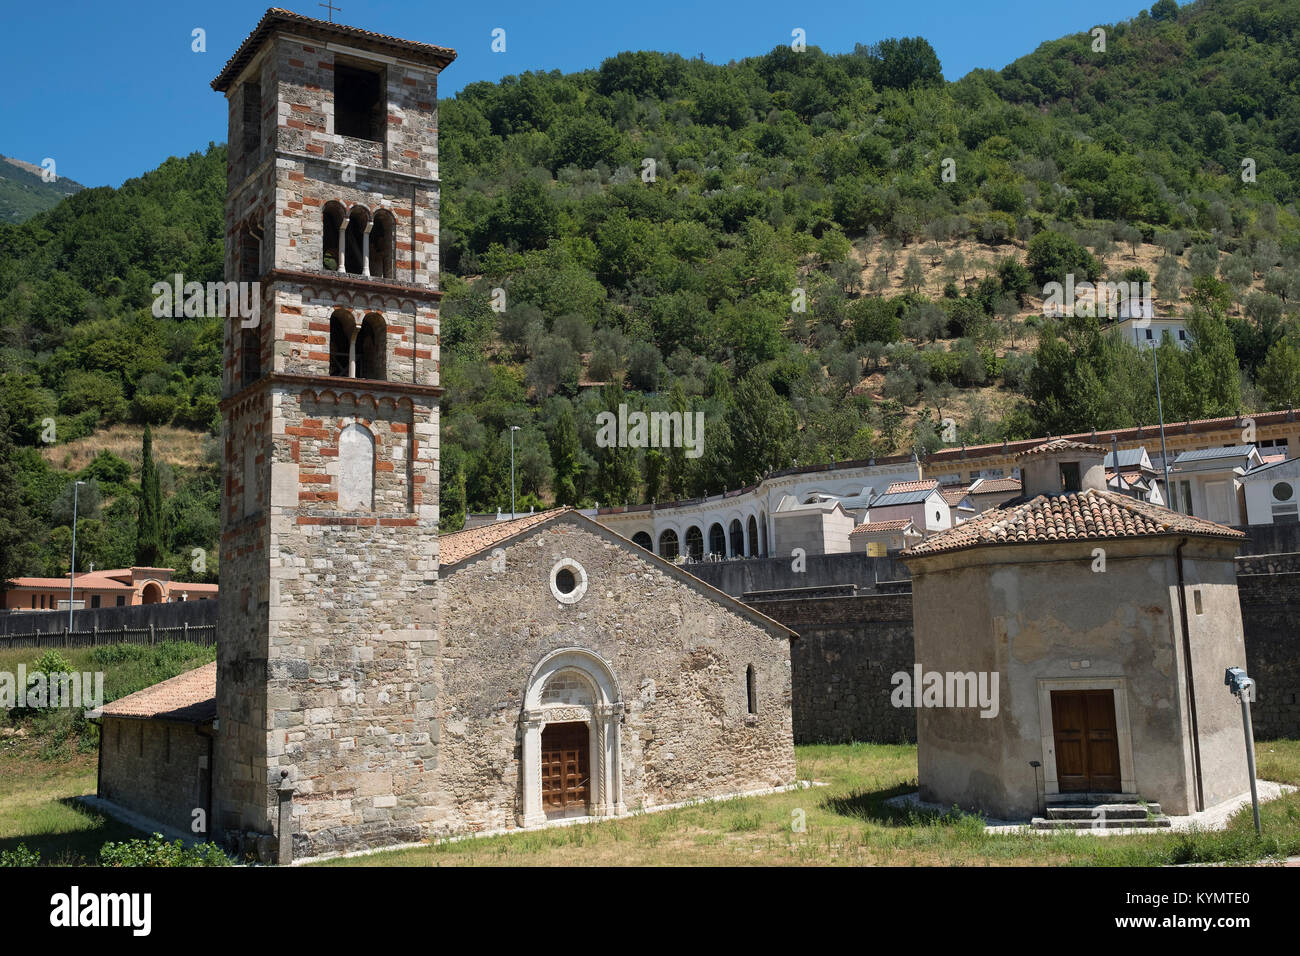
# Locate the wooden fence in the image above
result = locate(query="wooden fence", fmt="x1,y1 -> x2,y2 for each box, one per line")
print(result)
0,623 -> 217,650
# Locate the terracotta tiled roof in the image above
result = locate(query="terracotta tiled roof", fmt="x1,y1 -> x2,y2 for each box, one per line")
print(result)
970,478 -> 1022,495
9,575 -> 132,590
850,519 -> 914,535
939,488 -> 972,507
904,489 -> 1244,557
101,663 -> 216,723
212,8 -> 458,91
1107,471 -> 1146,485
439,508 -> 570,565
885,479 -> 939,494
1015,439 -> 1108,460
925,410 -> 1298,467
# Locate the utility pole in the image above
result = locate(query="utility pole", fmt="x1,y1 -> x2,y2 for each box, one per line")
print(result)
68,480 -> 85,633
1110,434 -> 1126,496
1150,342 -> 1172,508
509,425 -> 520,519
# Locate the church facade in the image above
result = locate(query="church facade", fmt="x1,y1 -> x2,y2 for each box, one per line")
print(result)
437,510 -> 795,835
95,10 -> 795,861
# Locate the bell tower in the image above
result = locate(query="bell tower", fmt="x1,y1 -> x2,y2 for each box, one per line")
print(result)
212,9 -> 455,858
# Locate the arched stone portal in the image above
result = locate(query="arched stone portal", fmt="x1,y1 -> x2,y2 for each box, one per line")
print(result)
519,647 -> 625,828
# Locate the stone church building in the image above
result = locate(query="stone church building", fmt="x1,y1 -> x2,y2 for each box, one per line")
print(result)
96,10 -> 795,860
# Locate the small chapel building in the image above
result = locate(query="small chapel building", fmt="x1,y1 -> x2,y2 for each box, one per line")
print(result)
902,439 -> 1252,820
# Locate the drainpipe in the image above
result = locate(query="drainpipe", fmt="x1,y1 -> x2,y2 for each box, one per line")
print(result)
1174,538 -> 1205,812
92,716 -> 103,799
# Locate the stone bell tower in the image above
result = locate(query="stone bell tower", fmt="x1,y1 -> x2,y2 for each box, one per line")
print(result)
211,9 -> 455,859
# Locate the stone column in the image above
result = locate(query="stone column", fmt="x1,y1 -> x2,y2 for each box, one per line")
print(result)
276,770 -> 295,865
362,221 -> 373,277
593,716 -> 607,813
348,326 -> 358,378
597,703 -> 625,817
337,221 -> 348,273
520,714 -> 546,827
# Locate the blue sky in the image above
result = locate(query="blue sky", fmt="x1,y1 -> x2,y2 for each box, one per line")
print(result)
1,0 -> 1163,188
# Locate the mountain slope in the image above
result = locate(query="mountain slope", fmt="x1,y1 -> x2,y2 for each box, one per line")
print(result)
0,154 -> 84,223
0,0 -> 1297,568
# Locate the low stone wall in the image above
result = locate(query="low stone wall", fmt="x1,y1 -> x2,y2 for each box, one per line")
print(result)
686,551 -> 910,599
1234,523 -> 1300,556
1236,552 -> 1300,575
1236,572 -> 1300,740
749,593 -> 916,744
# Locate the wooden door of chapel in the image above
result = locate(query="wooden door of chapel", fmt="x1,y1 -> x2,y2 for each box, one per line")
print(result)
1051,690 -> 1122,792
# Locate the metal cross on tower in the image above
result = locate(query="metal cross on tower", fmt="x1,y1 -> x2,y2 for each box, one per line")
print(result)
319,1 -> 342,22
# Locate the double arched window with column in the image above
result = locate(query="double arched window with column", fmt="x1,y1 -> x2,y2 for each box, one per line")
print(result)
328,310 -> 387,381
321,204 -> 397,279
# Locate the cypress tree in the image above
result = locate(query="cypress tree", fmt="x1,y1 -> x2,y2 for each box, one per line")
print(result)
136,425 -> 163,566
0,407 -> 39,588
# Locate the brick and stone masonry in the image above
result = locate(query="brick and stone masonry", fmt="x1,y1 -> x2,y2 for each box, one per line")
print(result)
212,12 -> 452,857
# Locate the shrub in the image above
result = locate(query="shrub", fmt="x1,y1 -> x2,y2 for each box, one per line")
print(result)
882,369 -> 919,402
99,833 -> 231,867
31,649 -> 73,678
1026,231 -> 1102,287
0,844 -> 40,867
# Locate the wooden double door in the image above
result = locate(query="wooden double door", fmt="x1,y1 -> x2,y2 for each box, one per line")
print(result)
1051,690 -> 1122,792
541,722 -> 590,817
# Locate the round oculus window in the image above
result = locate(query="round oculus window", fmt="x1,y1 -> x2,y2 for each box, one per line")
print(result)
549,559 -> 588,604
1273,481 -> 1294,502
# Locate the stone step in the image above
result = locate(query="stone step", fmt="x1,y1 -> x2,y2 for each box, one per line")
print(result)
1044,803 -> 1162,820
1031,815 -> 1172,830
1045,792 -> 1142,805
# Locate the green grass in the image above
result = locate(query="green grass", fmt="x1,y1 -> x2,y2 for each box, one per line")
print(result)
0,751 -> 143,865
317,740 -> 1300,867
1,658 -> 1296,867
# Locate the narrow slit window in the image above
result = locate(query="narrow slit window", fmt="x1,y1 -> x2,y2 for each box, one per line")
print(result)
746,665 -> 757,715
242,80 -> 261,160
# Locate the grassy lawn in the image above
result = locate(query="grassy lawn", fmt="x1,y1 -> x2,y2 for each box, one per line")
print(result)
0,749 -> 145,865
318,739 -> 1300,867
1,639 -> 1295,868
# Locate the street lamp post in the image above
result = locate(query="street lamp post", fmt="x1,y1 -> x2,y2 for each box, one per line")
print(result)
68,480 -> 85,634
509,425 -> 520,519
